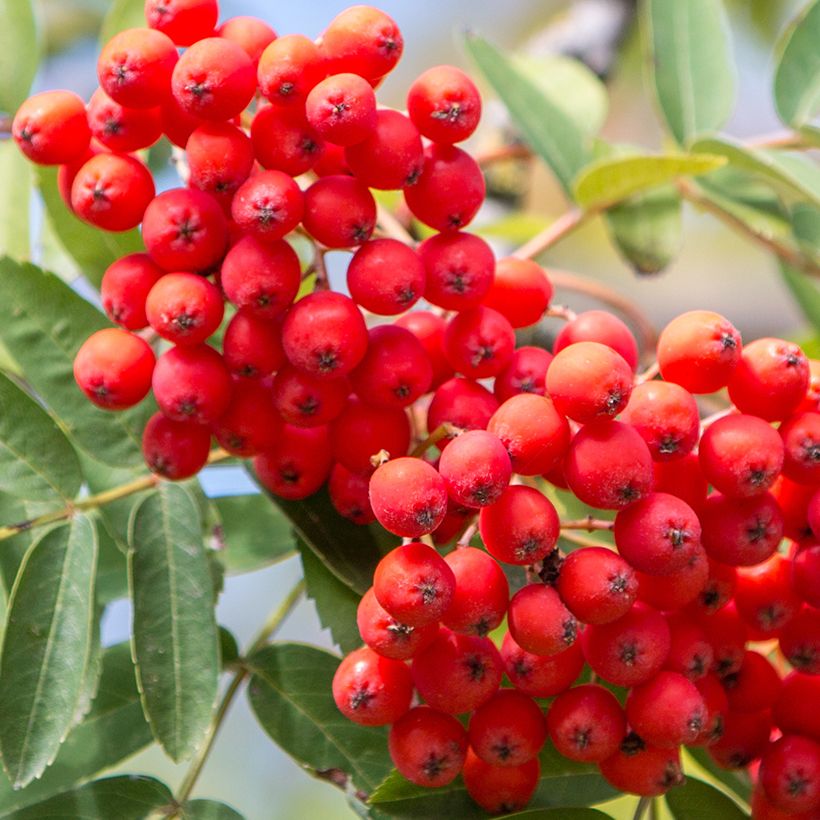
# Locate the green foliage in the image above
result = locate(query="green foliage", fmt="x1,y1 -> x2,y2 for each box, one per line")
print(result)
246,643 -> 391,794
0,516 -> 98,788
641,0 -> 736,146
128,482 -> 220,762
181,799 -> 245,819
0,0 -> 39,115
773,0 -> 820,132
665,776 -> 749,818
498,812 -> 611,820
0,141 -> 32,261
685,748 -> 752,802
465,33 -> 589,196
99,0 -> 146,44
2,775 -> 172,819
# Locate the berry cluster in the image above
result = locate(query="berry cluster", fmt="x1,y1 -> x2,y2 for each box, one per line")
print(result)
11,1 -> 820,816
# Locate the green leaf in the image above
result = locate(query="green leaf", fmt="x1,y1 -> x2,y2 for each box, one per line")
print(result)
0,141 -> 31,261
212,493 -> 295,574
691,136 -> 820,206
513,55 -> 609,138
35,167 -> 144,289
685,747 -> 752,802
0,258 -> 152,467
0,0 -> 39,115
793,202 -> 820,258
1,775 -> 172,820
0,642 -> 153,812
499,811 -> 612,820
0,516 -> 97,788
774,0 -> 820,130
99,0 -> 146,44
0,494 -> 54,597
0,372 -> 82,502
780,262 -> 820,331
246,643 -> 391,793
573,154 -> 726,209
665,775 -> 749,818
181,799 -> 244,819
94,518 -> 129,605
128,482 -> 219,762
298,538 -> 361,654
464,33 -> 588,196
641,0 -> 735,146
370,744 -> 617,817
266,486 -> 395,595
605,185 -> 683,274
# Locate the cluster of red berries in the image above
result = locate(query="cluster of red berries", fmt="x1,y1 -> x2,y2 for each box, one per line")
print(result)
11,1 -> 820,816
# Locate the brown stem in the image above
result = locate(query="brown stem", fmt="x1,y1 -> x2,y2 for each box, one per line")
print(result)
744,130 -> 810,150
310,245 -> 330,290
636,361 -> 660,383
0,448 -> 231,542
512,208 -> 592,260
376,202 -> 416,246
475,143 -> 533,166
559,531 -> 609,549
560,517 -> 614,532
545,304 -> 578,322
457,522 -> 478,548
677,179 -> 820,278
410,422 -> 462,457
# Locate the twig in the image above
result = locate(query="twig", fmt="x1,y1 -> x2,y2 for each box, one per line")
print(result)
545,304 -> 578,322
172,580 -> 306,810
699,407 -> 733,433
633,796 -> 652,820
475,143 -> 533,166
457,522 -> 478,548
744,130 -> 810,150
677,179 -> 820,279
410,423 -> 462,457
559,531 -> 607,549
376,202 -> 416,246
0,449 -> 231,542
560,517 -> 614,531
636,361 -> 660,383
512,208 -> 592,260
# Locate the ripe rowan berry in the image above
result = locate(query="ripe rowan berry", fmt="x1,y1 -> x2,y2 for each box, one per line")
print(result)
100,253 -> 165,331
663,613 -> 714,680
211,380 -> 282,457
271,366 -> 349,428
599,734 -> 683,797
302,175 -> 376,248
462,748 -> 539,814
626,671 -> 707,747
253,424 -> 333,500
441,548 -> 508,636
329,464 -> 376,526
257,34 -> 326,106
87,88 -> 162,152
508,584 -> 578,656
145,272 -> 224,345
426,377 -> 498,443
636,545 -> 709,611
792,543 -> 820,607
221,310 -> 285,380
759,735 -> 820,814
437,430 -> 511,508
347,239 -> 425,316
406,65 -> 481,144
709,709 -> 772,769
779,607 -> 820,674
305,73 -> 377,147
251,104 -> 324,177
482,257 -> 553,328
186,122 -> 254,206
468,689 -> 546,767
773,672 -> 820,743
653,452 -> 708,512
443,306 -> 515,380
493,346 -> 553,402
216,16 -> 277,64
13,90 -> 91,165
142,412 -> 211,479
356,587 -> 437,659
554,309 -> 639,371
692,673 -> 729,746
735,553 -> 800,636
779,411 -> 820,484
231,171 -> 304,243
721,650 -> 781,714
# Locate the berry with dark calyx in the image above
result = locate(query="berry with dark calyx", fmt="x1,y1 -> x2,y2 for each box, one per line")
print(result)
87,88 -> 163,153
152,344 -> 232,425
13,90 -> 91,166
483,257 -> 553,329
281,291 -> 368,379
186,122 -> 255,208
501,631 -> 584,697
692,673 -> 729,746
443,306 -> 515,380
305,72 -> 377,147
599,734 -> 683,797
437,429 -> 511,508
462,748 -> 539,815
407,64 -> 481,144
779,411 -> 820,484
347,239 -> 425,316
417,230 -> 495,312
145,272 -> 224,346
620,381 -> 699,461
487,393 -> 570,476
329,464 -> 376,526
257,34 -> 326,107
479,484 -> 559,565
656,309 -> 741,394
350,325 -> 432,409
100,253 -> 165,331
356,588 -> 437,659
468,689 -> 546,767
557,547 -> 638,625
222,311 -> 285,380
412,628 -> 503,714
441,547 -> 508,636
145,0 -> 218,47
653,452 -> 708,512
251,104 -> 324,177
331,397 -> 410,475
735,553 -> 800,637
663,612 -> 714,681
636,544 -> 709,611
73,328 -> 155,410
211,380 -> 282,457
372,541 -> 454,627
698,602 -> 748,678
759,735 -> 820,815
231,170 -> 304,243
564,420 -> 654,511
626,670 -> 708,747
709,709 -> 772,769
395,312 -> 453,389
686,558 -> 737,617
793,543 -> 820,608
547,684 -> 626,763
272,366 -> 349,428
721,650 -> 781,714
773,672 -> 820,743
388,706 -> 467,787
508,583 -> 579,656
547,341 -> 633,423
331,646 -> 412,726
427,377 -> 498,444
581,603 -> 671,687
253,424 -> 332,500
302,175 -> 376,248
554,309 -> 639,371
142,412 -> 211,480
369,458 -> 448,539
494,346 -> 553,402
779,607 -> 820,674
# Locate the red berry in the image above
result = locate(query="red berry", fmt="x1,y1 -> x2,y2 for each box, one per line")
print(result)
501,631 -> 584,697
87,88 -> 162,152
564,420 -> 654,510
160,93 -> 202,147
626,671 -> 707,747
581,603 -> 671,687
443,306 -> 515,380
426,377 -> 498,443
142,411 -> 211,479
13,90 -> 91,165
494,346 -> 553,403
709,709 -> 771,769
653,452 -> 708,512
152,343 -> 232,424
211,380 -> 282,457
251,104 -> 324,177
187,122 -> 254,205
760,735 -> 820,814
329,464 -> 376,526
508,584 -> 578,656
779,411 -> 820,484
388,706 -> 467,787
663,615 -> 714,681
305,73 -> 377,147
779,607 -> 820,674
657,310 -> 741,394
554,310 -> 639,371
721,650 -> 781,714
699,602 -> 748,678
347,239 -> 425,315
547,341 -> 633,423
100,253 -> 164,330
271,366 -> 349,428
407,65 -> 481,144
302,175 -> 376,248
468,689 -> 546,767
73,328 -> 155,410
686,558 -> 737,617
369,458 -> 448,538
222,310 -> 285,379
71,153 -> 155,231
735,553 -> 800,636
253,424 -> 332,500
692,673 -> 729,746
636,545 -> 709,611
257,34 -> 326,106
437,430 -> 511,508
412,629 -> 503,714
231,170 -> 304,243
145,272 -> 223,345
547,684 -> 626,763
98,27 -> 178,107
479,485 -> 559,565
216,15 -> 277,64
441,548 -> 508,637
462,748 -> 539,814
557,547 -> 637,625
356,587 -> 437,659
599,734 -> 683,797
482,257 -> 552,329
774,672 -> 820,743
793,543 -> 820,607
331,397 -> 410,475
331,646 -> 412,726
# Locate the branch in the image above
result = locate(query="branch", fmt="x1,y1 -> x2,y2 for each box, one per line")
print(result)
410,422 -> 462,457
0,448 -> 232,542
172,580 -> 307,809
744,130 -> 811,150
560,517 -> 614,531
376,202 -> 416,246
512,208 -> 593,260
676,179 -> 820,279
